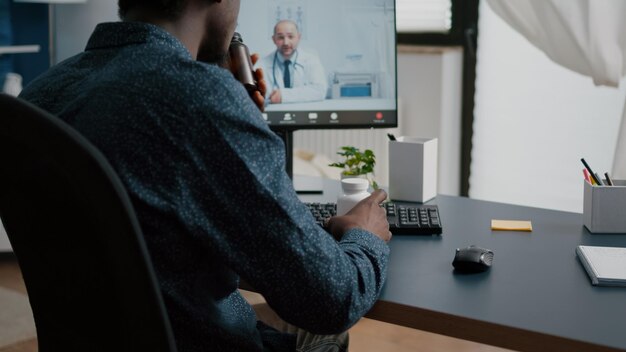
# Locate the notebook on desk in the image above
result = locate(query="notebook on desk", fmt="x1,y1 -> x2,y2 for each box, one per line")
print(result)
576,245 -> 626,287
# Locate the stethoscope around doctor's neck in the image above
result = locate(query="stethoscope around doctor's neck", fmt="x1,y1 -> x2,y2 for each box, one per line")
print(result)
272,50 -> 303,89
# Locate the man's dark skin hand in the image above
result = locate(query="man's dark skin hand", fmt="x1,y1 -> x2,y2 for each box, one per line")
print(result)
326,189 -> 392,243
249,53 -> 267,112
213,52 -> 267,111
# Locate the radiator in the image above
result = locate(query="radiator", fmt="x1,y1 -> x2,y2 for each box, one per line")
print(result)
293,128 -> 400,187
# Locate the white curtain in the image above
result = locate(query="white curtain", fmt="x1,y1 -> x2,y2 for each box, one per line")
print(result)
487,0 -> 626,178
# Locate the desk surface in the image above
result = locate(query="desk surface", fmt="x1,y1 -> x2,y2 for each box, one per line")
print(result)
300,178 -> 626,352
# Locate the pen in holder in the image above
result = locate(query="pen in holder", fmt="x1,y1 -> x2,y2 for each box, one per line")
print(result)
583,179 -> 626,233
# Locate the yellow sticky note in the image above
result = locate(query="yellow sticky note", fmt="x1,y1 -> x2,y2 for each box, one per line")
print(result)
491,220 -> 533,232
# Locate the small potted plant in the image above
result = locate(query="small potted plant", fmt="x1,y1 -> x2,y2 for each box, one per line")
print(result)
329,146 -> 379,189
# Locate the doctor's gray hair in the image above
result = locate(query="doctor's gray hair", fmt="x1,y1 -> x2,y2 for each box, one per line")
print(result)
273,20 -> 300,35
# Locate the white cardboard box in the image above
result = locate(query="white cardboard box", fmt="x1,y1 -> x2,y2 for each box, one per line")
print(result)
388,137 -> 438,203
583,179 -> 626,233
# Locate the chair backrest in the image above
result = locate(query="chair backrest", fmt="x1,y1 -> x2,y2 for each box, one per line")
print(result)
0,94 -> 177,352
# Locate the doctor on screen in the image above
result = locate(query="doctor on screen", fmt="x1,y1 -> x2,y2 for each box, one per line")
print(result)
258,20 -> 327,104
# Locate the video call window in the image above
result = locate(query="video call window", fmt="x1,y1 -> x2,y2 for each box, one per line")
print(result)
237,0 -> 397,128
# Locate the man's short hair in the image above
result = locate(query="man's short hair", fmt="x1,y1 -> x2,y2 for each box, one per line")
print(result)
118,0 -> 188,20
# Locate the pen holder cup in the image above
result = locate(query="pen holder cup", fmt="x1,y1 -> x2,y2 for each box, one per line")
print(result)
388,137 -> 437,203
583,179 -> 626,233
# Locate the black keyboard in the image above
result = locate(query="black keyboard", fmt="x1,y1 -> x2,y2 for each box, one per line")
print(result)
305,202 -> 442,236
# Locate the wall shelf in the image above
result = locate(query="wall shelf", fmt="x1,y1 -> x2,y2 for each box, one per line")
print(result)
0,45 -> 41,55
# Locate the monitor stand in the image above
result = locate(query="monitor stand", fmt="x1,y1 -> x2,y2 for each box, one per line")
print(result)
274,129 -> 324,194
293,175 -> 324,194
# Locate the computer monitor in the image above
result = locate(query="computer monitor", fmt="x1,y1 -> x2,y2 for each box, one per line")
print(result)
236,0 -> 397,178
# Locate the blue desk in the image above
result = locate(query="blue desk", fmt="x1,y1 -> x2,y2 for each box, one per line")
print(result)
300,178 -> 626,352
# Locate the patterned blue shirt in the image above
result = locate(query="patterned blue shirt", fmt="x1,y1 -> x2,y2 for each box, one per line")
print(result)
20,22 -> 389,352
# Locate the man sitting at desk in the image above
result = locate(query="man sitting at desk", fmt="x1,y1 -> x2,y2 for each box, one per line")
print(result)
18,0 -> 391,351
258,19 -> 328,104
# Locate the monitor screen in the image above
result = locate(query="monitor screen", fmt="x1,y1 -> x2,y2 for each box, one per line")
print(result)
236,0 -> 397,130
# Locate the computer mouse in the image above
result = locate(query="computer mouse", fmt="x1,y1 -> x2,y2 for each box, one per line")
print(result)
452,245 -> 494,273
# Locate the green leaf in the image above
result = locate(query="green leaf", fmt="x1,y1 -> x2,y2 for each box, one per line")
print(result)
330,145 -> 377,177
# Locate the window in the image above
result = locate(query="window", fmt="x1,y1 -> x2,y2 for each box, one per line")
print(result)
395,0 -> 479,196
396,0 -> 452,33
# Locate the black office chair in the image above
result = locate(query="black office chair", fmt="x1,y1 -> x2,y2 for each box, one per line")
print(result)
0,94 -> 177,352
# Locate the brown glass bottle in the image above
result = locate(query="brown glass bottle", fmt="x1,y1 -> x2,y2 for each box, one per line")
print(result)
229,32 -> 257,94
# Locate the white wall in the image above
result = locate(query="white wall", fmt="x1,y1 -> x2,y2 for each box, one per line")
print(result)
397,46 -> 462,196
470,1 -> 626,213
54,1 -> 118,63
